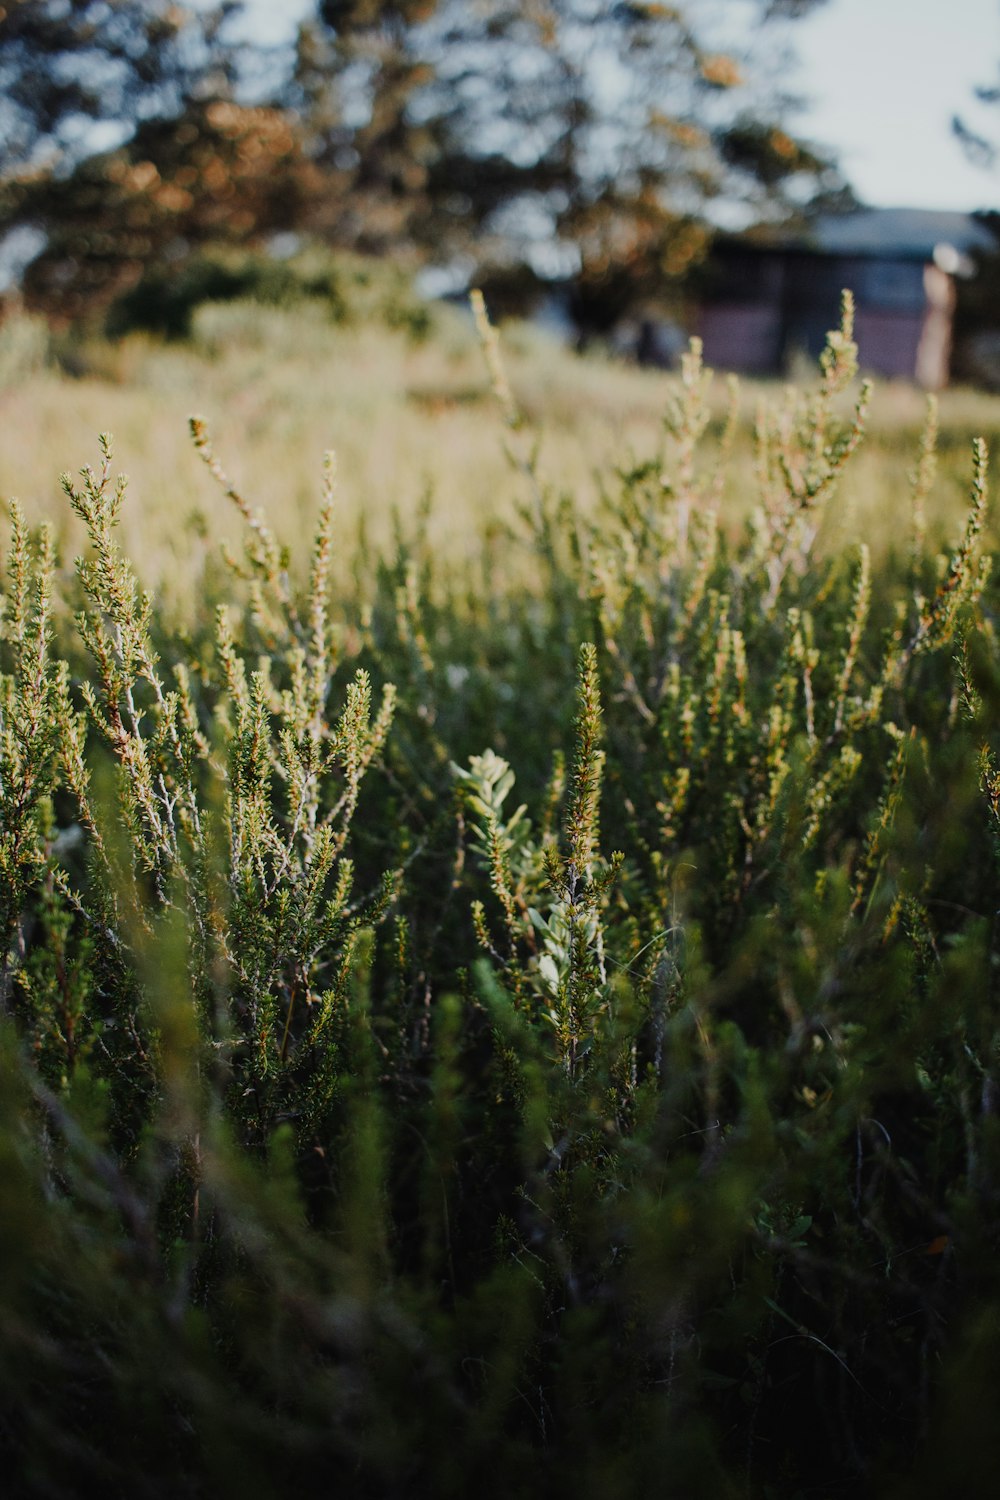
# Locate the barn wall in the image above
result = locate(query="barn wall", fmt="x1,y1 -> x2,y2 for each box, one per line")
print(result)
853,310 -> 924,380
695,247 -> 956,387
698,303 -> 782,373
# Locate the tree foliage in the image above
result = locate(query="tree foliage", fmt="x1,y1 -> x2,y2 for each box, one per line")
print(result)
953,43 -> 1000,173
0,0 -> 845,328
2,100 -> 324,324
0,0 -> 240,174
951,40 -> 1000,385
296,0 -> 844,298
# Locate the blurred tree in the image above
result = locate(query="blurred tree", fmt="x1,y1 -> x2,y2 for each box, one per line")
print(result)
953,53 -> 1000,171
0,1 -> 242,176
291,1 -> 444,252
0,2 -> 316,323
951,37 -> 1000,386
0,0 -> 844,332
293,0 -> 844,324
0,99 -> 324,324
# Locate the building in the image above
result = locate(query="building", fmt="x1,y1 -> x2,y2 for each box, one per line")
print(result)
697,209 -> 996,390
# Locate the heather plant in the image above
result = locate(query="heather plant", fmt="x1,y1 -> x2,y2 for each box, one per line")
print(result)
1,297 -> 1000,1498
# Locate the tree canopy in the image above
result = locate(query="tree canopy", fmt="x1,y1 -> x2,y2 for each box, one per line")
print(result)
951,33 -> 1000,385
953,29 -> 1000,173
0,0 -> 845,328
295,2 -> 842,292
0,1 -> 240,174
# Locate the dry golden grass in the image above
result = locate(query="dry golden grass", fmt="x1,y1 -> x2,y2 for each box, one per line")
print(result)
2,298 -> 998,611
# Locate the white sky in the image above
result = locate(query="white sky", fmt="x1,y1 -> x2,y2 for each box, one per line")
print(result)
792,0 -> 998,211
237,0 -> 998,213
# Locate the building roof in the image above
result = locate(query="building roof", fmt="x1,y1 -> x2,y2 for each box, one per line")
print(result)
805,208 -> 995,261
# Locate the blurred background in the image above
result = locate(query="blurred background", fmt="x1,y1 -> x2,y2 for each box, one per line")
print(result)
0,0 -> 997,387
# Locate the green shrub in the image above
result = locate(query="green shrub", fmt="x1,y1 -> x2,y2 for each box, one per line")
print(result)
1,294 -> 999,1497
103,244 -> 432,343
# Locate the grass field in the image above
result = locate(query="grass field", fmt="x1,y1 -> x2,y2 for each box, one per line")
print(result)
4,288 -> 1000,1497
2,298 -> 998,606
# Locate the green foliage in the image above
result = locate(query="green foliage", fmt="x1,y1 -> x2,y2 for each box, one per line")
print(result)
299,0 -> 846,306
104,244 -> 434,342
2,298 -> 1000,1497
2,4 -> 845,334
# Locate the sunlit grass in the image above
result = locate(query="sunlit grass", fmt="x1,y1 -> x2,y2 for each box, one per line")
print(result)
1,298 -> 998,615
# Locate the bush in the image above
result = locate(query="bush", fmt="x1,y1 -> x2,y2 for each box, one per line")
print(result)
1,295 -> 999,1497
103,244 -> 433,343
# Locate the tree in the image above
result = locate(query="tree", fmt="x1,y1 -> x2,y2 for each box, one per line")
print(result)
293,0 -> 844,319
0,2 -> 307,323
953,28 -> 1000,173
0,1 -> 242,177
951,31 -> 1000,385
1,0 -> 844,332
289,1 -> 450,254
1,99 -> 325,324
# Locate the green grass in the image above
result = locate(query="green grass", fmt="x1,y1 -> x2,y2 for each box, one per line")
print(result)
2,289 -> 1000,1497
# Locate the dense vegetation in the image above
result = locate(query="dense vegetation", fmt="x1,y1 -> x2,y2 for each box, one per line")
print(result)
2,294 -> 1000,1497
1,1 -> 846,331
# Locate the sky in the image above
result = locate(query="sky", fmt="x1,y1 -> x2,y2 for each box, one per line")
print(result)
779,0 -> 997,211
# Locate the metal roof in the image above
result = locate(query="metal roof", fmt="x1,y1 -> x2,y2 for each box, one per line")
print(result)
806,208 -> 996,260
